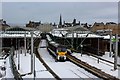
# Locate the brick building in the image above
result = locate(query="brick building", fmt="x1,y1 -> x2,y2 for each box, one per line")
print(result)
26,21 -> 41,28
91,22 -> 120,35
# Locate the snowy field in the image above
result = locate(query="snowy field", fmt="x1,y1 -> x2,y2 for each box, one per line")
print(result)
38,40 -> 98,79
72,52 -> 120,79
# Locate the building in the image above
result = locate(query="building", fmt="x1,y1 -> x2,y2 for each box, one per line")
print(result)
63,19 -> 80,27
37,23 -> 54,33
26,21 -> 41,28
58,14 -> 62,28
0,19 -> 10,31
91,22 -> 120,35
58,15 -> 80,28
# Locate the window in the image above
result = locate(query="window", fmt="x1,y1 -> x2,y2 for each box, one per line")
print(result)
58,47 -> 66,52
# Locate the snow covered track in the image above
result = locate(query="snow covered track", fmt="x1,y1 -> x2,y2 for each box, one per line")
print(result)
66,54 -> 119,80
36,49 -> 61,80
34,39 -> 61,80
37,40 -> 98,79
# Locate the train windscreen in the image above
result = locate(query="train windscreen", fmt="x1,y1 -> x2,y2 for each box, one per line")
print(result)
58,47 -> 66,52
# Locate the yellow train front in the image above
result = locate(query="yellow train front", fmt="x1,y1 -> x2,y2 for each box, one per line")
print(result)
56,46 -> 67,61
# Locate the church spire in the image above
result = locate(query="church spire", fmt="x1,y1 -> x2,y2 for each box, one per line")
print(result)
59,14 -> 62,26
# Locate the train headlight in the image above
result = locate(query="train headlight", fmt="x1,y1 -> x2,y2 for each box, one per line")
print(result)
1,66 -> 6,71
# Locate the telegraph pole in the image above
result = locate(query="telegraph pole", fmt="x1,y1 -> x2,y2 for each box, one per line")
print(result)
31,31 -> 33,73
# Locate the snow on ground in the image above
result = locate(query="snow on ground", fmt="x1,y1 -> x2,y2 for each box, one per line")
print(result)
102,52 -> 120,65
72,52 -> 120,78
0,59 -> 6,78
38,40 -> 98,78
14,50 -> 54,78
0,56 -> 14,79
5,56 -> 14,78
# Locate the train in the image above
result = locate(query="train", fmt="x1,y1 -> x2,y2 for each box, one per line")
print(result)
46,34 -> 67,61
47,41 -> 67,61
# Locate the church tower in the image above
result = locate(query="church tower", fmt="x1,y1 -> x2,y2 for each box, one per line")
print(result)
59,14 -> 62,27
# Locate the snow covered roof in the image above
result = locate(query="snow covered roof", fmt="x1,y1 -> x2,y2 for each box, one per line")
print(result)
102,35 -> 115,39
50,27 -> 104,38
50,41 -> 59,46
66,33 -> 103,38
0,31 -> 41,38
52,31 -> 103,38
46,35 -> 52,41
51,28 -> 69,36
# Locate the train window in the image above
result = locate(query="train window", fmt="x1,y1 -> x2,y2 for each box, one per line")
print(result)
57,48 -> 61,52
58,48 -> 66,52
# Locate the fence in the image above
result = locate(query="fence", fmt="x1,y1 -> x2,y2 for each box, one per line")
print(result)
9,47 -> 23,80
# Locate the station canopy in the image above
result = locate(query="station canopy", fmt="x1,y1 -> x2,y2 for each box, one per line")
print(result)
6,27 -> 27,31
51,26 -> 103,38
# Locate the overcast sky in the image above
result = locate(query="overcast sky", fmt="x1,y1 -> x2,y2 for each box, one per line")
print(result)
2,2 -> 118,25
0,2 -> 2,18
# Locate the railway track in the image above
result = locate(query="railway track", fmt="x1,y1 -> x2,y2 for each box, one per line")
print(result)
72,49 -> 120,67
85,51 -> 120,67
66,53 -> 119,80
46,34 -> 119,79
34,38 -> 61,80
40,40 -> 100,79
